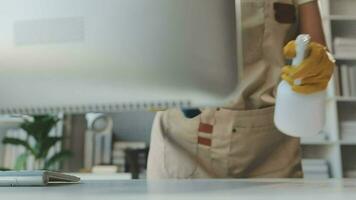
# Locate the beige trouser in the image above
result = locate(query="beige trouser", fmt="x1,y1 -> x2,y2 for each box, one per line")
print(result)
147,107 -> 302,179
147,0 -> 304,179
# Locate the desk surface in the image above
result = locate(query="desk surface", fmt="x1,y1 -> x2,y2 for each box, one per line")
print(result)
1,179 -> 356,200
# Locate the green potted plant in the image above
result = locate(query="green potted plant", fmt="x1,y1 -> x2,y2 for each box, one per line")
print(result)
2,115 -> 72,170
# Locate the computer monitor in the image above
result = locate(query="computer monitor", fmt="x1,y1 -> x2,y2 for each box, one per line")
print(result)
0,0 -> 242,114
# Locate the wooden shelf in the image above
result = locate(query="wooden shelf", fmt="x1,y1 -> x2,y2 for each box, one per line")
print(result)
327,96 -> 356,102
301,141 -> 336,145
316,0 -> 356,178
327,15 -> 356,21
335,97 -> 356,102
335,55 -> 356,61
340,141 -> 356,145
302,140 -> 356,146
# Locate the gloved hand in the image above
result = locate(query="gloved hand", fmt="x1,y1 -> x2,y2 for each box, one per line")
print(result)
281,41 -> 335,94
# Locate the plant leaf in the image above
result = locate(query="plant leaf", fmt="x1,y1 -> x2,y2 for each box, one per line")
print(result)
2,137 -> 36,155
39,137 -> 63,158
15,152 -> 28,170
20,115 -> 59,142
18,115 -> 61,160
44,150 -> 72,170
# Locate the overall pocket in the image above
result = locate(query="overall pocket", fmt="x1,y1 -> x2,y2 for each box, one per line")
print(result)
228,107 -> 302,178
162,109 -> 199,178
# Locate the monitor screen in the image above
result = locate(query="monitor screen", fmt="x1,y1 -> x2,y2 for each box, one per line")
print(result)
0,0 -> 241,114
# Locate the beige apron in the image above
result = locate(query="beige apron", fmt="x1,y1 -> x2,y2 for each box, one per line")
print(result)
147,0 -> 303,179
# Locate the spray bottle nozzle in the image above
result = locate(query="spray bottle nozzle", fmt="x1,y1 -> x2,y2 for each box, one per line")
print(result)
292,34 -> 311,86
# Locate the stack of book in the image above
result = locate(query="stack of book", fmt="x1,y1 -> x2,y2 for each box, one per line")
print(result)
301,131 -> 329,144
334,37 -> 356,58
340,121 -> 356,141
338,64 -> 356,97
345,169 -> 356,178
112,141 -> 147,173
302,159 -> 330,179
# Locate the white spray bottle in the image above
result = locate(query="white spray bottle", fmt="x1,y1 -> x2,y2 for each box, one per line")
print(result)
274,34 -> 326,137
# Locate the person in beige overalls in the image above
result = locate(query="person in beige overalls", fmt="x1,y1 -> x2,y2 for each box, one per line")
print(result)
147,0 -> 334,179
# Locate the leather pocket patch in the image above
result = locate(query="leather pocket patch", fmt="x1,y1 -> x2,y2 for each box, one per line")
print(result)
274,2 -> 296,24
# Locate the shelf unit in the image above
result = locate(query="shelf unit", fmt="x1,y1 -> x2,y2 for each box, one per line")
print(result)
325,15 -> 356,21
301,0 -> 356,178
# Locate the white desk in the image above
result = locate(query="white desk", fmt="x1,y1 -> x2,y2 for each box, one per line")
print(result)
1,179 -> 356,200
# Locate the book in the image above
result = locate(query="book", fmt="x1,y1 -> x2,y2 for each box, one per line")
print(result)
112,158 -> 126,166
112,150 -> 125,158
334,67 -> 341,96
94,134 -> 103,165
334,37 -> 356,46
340,65 -> 350,97
111,141 -> 147,173
301,132 -> 328,144
102,134 -> 112,165
302,159 -> 328,166
334,37 -> 356,58
350,66 -> 356,96
302,159 -> 330,179
345,170 -> 356,178
340,121 -> 356,140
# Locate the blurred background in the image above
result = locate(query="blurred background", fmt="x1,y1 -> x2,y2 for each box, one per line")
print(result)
1,0 -> 356,181
0,112 -> 155,180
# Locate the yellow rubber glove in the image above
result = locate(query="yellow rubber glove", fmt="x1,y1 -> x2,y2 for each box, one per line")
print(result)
281,41 -> 335,94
